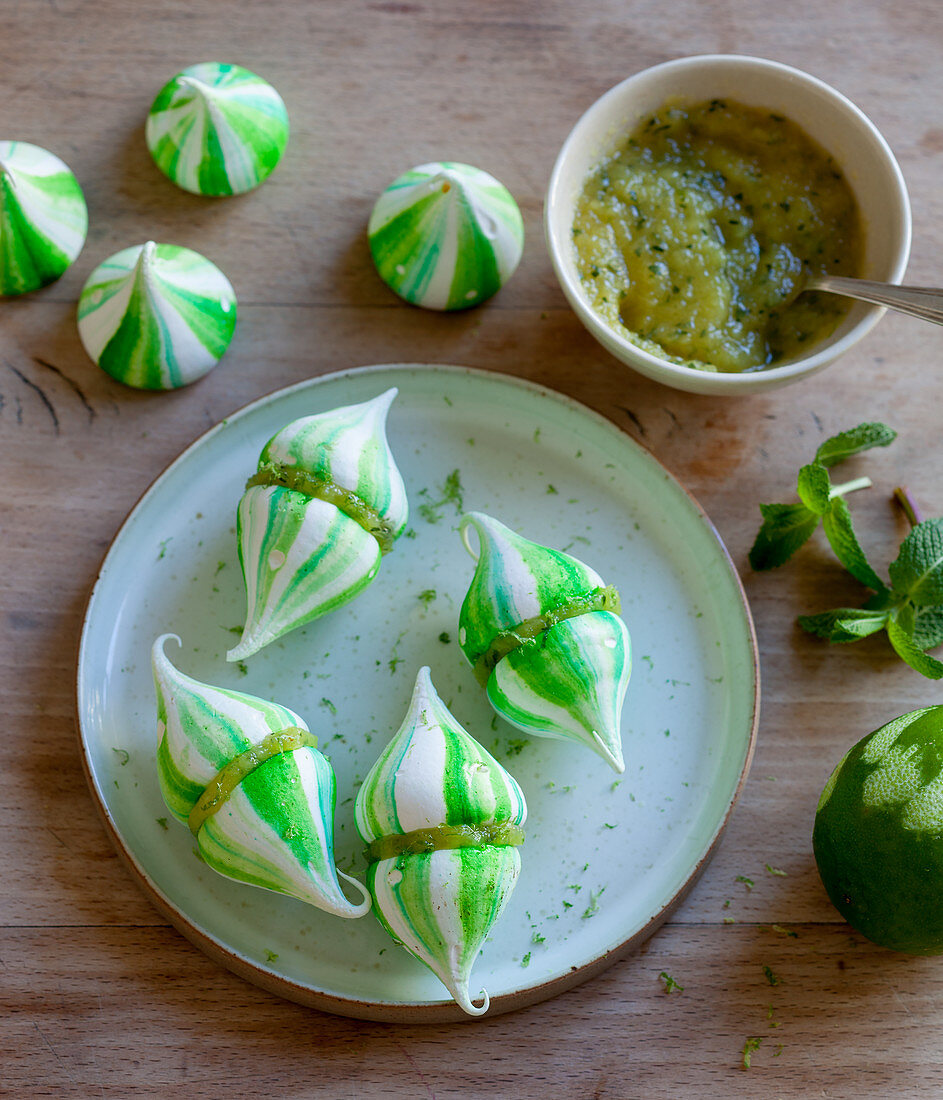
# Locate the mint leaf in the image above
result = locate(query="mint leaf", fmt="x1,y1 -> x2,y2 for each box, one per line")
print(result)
895,602 -> 916,635
887,616 -> 943,679
750,424 -> 893,574
821,497 -> 888,594
797,610 -> 852,639
796,463 -> 831,515
888,519 -> 943,606
913,606 -> 943,651
814,422 -> 896,467
749,503 -> 818,570
798,608 -> 889,643
836,612 -> 891,638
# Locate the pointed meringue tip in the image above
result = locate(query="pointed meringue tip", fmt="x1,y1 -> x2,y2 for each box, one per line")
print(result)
358,386 -> 398,428
459,511 -> 495,560
401,667 -> 453,736
409,665 -> 437,706
177,74 -> 214,97
334,869 -> 374,919
458,514 -> 478,560
225,641 -> 255,662
135,240 -> 158,280
431,166 -> 464,193
449,981 -> 490,1017
373,386 -> 398,409
225,628 -> 265,662
152,632 -> 182,666
591,730 -> 625,774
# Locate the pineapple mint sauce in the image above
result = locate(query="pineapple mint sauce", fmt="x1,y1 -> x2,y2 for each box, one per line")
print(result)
572,98 -> 863,372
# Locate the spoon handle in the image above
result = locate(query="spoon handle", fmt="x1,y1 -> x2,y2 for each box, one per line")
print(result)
809,275 -> 943,325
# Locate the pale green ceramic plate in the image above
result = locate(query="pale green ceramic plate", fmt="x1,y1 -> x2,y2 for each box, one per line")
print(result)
77,364 -> 758,1022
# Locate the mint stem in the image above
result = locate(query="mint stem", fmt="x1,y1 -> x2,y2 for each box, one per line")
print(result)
829,476 -> 872,500
894,486 -> 924,529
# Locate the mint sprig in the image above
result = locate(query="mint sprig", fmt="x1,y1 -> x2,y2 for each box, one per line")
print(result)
796,515 -> 943,679
750,423 -> 943,679
749,422 -> 894,587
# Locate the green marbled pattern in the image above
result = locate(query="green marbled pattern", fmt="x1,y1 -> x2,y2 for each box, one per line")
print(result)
0,141 -> 87,296
458,512 -> 631,773
368,161 -> 524,311
77,241 -> 237,390
355,667 -> 527,1015
146,62 -> 289,196
152,634 -> 370,918
228,389 -> 408,661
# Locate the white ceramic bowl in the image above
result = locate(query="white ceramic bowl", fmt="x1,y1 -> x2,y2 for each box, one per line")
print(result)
545,55 -> 912,395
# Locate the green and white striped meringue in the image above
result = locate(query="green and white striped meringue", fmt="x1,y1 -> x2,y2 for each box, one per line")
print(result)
355,666 -> 527,1016
77,241 -> 237,390
152,634 -> 370,918
0,141 -> 87,296
228,389 -> 408,662
146,62 -> 289,196
458,512 -> 631,774
368,161 -> 524,311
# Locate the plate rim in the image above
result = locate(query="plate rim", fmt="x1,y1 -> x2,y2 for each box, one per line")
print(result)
74,362 -> 760,1023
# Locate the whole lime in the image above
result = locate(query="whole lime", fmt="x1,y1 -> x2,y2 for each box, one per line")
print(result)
814,705 -> 943,954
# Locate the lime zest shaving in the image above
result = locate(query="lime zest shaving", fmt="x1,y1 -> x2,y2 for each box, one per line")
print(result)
472,585 -> 622,686
365,820 -> 525,863
741,1036 -> 763,1069
659,971 -> 684,993
188,726 -> 318,836
763,964 -> 783,986
247,462 -> 397,554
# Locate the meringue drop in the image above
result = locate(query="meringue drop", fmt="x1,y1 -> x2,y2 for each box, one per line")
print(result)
152,634 -> 370,919
228,389 -> 408,661
355,667 -> 527,1016
458,512 -> 631,773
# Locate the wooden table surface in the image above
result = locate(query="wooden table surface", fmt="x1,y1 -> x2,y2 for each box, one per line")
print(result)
4,0 -> 943,1095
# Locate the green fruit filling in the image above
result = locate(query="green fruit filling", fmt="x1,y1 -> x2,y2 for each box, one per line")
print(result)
188,726 -> 319,835
365,820 -> 525,863
246,462 -> 398,553
471,585 -> 622,687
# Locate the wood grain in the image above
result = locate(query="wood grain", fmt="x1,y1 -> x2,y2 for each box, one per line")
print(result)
3,0 -> 943,1094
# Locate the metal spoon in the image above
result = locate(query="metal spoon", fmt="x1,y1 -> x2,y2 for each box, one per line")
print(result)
806,275 -> 943,326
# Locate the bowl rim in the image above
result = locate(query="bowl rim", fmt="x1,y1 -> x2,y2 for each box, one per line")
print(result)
545,53 -> 913,392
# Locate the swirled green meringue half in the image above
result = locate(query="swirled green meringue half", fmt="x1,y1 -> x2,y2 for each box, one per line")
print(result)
228,388 -> 408,661
368,161 -> 524,310
152,634 -> 370,918
77,241 -> 237,389
458,512 -> 631,773
146,62 -> 289,196
355,667 -> 527,1016
0,141 -> 87,296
